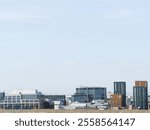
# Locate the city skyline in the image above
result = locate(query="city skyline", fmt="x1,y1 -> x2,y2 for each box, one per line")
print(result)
0,80 -> 149,97
0,0 -> 150,95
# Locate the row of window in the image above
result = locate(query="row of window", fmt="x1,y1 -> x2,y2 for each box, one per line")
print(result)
4,99 -> 39,103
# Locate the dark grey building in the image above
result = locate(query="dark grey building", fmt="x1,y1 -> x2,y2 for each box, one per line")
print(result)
0,92 -> 5,101
133,81 -> 148,109
0,92 -> 5,108
44,95 -> 66,105
72,93 -> 87,103
114,82 -> 126,107
72,87 -> 107,102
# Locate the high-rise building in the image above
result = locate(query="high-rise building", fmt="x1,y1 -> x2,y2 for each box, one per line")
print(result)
133,81 -> 148,109
72,87 -> 107,102
114,82 -> 126,107
135,81 -> 148,87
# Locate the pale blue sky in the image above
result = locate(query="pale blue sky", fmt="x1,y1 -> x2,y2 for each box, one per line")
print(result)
0,0 -> 150,95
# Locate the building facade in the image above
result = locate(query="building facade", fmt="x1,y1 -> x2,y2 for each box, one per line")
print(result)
72,87 -> 107,102
133,81 -> 148,109
72,93 -> 87,103
114,82 -> 126,107
44,95 -> 66,105
1,89 -> 43,109
0,92 -> 5,101
110,94 -> 122,108
0,92 -> 5,108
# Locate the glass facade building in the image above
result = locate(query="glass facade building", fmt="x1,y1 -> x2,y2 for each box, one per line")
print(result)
114,82 -> 126,107
73,87 -> 107,102
72,93 -> 87,103
44,95 -> 66,105
0,92 -> 5,101
133,81 -> 148,109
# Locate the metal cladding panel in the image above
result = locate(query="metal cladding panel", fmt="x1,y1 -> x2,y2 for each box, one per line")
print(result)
135,81 -> 148,87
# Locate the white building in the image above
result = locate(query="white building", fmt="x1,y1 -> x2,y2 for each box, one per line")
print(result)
1,89 -> 43,109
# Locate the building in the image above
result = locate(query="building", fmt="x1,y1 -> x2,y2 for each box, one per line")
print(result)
126,96 -> 133,106
72,93 -> 87,103
133,81 -> 148,109
44,95 -> 66,104
0,92 -> 5,108
1,89 -> 44,109
114,82 -> 126,107
110,94 -> 122,108
148,95 -> 150,109
135,81 -> 148,87
65,95 -> 72,105
0,92 -> 5,101
72,87 -> 107,102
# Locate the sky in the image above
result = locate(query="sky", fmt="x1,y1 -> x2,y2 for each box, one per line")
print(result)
0,0 -> 150,95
